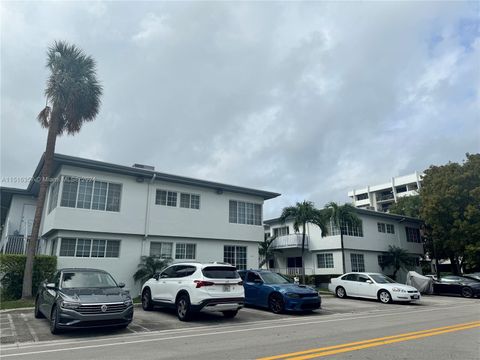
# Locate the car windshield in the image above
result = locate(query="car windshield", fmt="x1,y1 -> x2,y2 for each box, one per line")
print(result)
61,271 -> 118,289
261,272 -> 292,284
369,274 -> 397,284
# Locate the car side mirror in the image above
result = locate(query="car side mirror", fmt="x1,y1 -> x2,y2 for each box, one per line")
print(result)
46,283 -> 56,290
153,273 -> 160,280
366,280 -> 373,284
118,282 -> 125,288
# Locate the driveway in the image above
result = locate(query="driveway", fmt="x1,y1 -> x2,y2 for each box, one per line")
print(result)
0,295 -> 477,345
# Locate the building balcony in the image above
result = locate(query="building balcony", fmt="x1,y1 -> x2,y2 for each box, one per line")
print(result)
270,234 -> 309,250
376,193 -> 394,202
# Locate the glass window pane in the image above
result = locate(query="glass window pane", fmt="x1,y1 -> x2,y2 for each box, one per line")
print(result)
92,181 -> 108,210
48,179 -> 60,213
91,239 -> 106,257
167,191 -> 177,207
105,240 -> 120,257
180,193 -> 190,208
229,201 -> 237,223
106,184 -> 122,211
75,239 -> 91,257
60,177 -> 78,208
254,204 -> 262,225
77,179 -> 93,209
238,202 -> 246,224
59,238 -> 76,256
191,195 -> 200,209
246,203 -> 254,225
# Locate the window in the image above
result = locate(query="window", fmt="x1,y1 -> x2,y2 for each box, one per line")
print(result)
229,200 -> 262,226
350,253 -> 365,272
180,193 -> 200,209
396,186 -> 407,193
59,238 -> 120,257
175,243 -> 196,259
60,177 -> 121,212
156,190 -> 177,207
224,245 -> 247,270
76,239 -> 92,257
273,226 -> 289,237
48,179 -> 60,213
406,227 -> 421,243
150,242 -> 173,259
377,223 -> 386,233
60,177 -> 78,208
356,193 -> 368,201
386,224 -> 395,234
91,240 -> 107,258
50,238 -> 58,256
329,219 -> 364,237
174,265 -> 197,278
378,254 -> 388,266
317,253 -> 334,268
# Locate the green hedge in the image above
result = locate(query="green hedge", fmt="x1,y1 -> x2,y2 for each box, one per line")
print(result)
0,254 -> 57,300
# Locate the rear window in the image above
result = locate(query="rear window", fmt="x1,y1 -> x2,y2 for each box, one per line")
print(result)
202,266 -> 240,279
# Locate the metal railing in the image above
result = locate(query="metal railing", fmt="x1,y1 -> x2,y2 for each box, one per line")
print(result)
270,267 -> 315,276
270,234 -> 309,250
2,235 -> 27,254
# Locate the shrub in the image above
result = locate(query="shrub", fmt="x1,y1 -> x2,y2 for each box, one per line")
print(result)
0,254 -> 57,300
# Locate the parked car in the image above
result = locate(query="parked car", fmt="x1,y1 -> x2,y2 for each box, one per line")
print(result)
328,272 -> 421,304
141,262 -> 244,321
237,270 -> 321,313
433,275 -> 480,298
35,268 -> 133,334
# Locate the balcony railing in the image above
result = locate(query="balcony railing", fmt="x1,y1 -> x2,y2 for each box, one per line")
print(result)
270,234 -> 309,250
376,193 -> 394,202
1,235 -> 27,254
270,267 -> 315,276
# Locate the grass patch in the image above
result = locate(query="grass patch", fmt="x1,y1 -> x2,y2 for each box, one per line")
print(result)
133,296 -> 141,304
1,299 -> 35,310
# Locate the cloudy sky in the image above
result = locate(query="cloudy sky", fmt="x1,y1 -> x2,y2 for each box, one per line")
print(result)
1,1 -> 479,218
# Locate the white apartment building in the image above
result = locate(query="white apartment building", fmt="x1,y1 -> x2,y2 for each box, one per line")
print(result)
264,209 -> 424,283
348,172 -> 423,212
1,154 -> 280,295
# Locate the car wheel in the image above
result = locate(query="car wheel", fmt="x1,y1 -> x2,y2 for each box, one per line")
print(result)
336,286 -> 347,299
176,294 -> 192,321
269,293 -> 284,314
461,287 -> 473,298
142,288 -> 153,311
50,306 -> 61,334
34,297 -> 44,319
223,310 -> 238,318
378,290 -> 392,304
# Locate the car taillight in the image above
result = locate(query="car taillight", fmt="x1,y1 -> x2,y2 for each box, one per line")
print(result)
194,280 -> 215,288
237,281 -> 243,286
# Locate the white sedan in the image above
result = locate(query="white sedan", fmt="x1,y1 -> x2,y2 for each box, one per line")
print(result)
328,272 -> 421,304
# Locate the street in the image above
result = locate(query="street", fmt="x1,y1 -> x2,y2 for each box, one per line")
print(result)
1,295 -> 479,359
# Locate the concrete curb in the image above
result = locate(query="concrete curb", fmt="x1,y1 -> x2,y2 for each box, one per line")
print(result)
0,307 -> 34,313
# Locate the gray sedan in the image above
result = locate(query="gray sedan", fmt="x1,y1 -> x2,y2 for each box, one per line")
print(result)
35,268 -> 134,334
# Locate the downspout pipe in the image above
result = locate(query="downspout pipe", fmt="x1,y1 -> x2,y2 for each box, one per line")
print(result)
143,173 -> 156,255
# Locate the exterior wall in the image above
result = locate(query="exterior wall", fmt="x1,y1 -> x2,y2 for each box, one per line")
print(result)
2,194 -> 37,236
46,230 -> 259,296
42,165 -> 265,243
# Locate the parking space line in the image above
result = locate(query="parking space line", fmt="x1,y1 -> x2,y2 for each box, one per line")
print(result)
131,323 -> 151,332
20,314 -> 39,342
6,314 -> 18,343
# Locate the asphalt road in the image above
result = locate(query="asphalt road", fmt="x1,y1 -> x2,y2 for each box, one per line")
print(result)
1,295 -> 479,360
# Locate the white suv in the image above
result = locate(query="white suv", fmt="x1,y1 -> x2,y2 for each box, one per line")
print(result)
141,262 -> 245,321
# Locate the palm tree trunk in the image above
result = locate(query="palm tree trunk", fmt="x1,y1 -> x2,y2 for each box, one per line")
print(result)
340,233 -> 346,273
21,115 -> 58,299
301,223 -> 306,285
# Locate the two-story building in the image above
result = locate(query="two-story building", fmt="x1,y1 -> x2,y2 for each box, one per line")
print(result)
1,153 -> 280,294
264,209 -> 424,282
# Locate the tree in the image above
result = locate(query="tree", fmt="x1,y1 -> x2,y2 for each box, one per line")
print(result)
279,201 -> 328,284
380,245 -> 415,280
388,195 -> 421,218
22,41 -> 102,299
133,256 -> 171,285
420,153 -> 480,275
259,236 -> 276,268
324,202 -> 361,273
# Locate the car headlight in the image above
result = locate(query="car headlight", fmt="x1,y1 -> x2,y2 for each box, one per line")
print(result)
391,288 -> 407,293
61,301 -> 80,309
124,299 -> 133,306
286,293 -> 301,298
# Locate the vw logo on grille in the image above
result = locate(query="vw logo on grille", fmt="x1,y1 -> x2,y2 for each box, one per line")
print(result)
101,304 -> 107,312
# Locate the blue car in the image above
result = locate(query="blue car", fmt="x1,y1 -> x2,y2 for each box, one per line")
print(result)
238,270 -> 321,313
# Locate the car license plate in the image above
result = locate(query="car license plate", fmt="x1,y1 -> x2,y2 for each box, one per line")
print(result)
412,295 -> 419,299
223,285 -> 231,292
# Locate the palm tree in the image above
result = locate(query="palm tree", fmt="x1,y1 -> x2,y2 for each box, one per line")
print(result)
324,202 -> 361,274
279,201 -> 328,284
380,245 -> 415,280
259,236 -> 276,268
22,41 -> 102,299
133,256 -> 171,285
